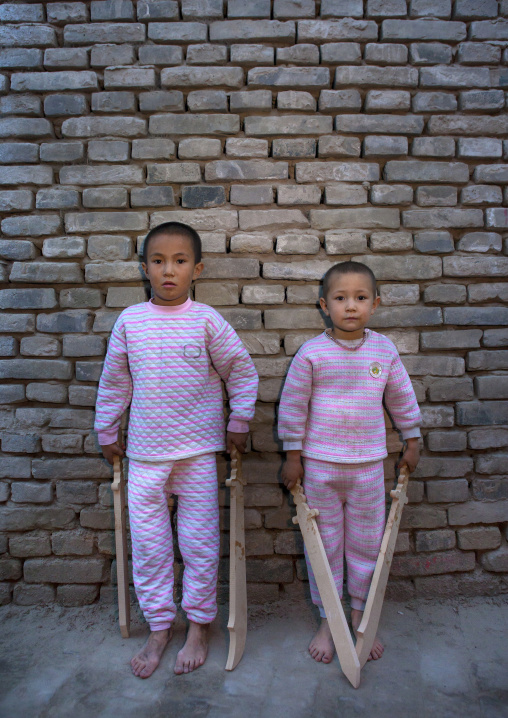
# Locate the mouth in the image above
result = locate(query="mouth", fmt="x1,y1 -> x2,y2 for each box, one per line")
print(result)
162,282 -> 176,288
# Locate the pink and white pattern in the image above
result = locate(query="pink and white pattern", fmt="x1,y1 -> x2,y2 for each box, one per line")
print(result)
94,298 -> 259,461
278,330 -> 421,463
303,457 -> 386,613
128,452 -> 220,630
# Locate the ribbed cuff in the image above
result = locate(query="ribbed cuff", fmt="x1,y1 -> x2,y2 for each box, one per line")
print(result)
401,427 -> 421,440
283,440 -> 303,451
98,428 -> 119,445
227,419 -> 249,434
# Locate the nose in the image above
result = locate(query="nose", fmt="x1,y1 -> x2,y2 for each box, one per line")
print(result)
163,262 -> 174,276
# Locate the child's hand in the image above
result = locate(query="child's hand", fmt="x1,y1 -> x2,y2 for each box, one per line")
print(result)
282,452 -> 304,490
227,431 -> 248,454
101,441 -> 125,465
399,438 -> 420,474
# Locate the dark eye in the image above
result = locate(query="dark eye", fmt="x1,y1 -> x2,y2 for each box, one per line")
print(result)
177,258 -> 186,264
336,296 -> 345,301
153,259 -> 162,264
358,295 -> 367,300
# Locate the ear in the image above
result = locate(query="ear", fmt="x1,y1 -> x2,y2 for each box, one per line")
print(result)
319,296 -> 329,315
192,262 -> 204,281
141,262 -> 148,277
371,295 -> 381,313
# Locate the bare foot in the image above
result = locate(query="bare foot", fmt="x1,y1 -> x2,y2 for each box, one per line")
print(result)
131,628 -> 172,678
309,618 -> 335,663
174,621 -> 209,675
351,608 -> 384,661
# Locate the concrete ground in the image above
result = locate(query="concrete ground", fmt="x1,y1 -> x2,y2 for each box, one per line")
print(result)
0,596 -> 507,718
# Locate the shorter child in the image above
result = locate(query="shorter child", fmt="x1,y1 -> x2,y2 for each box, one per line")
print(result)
95,222 -> 258,678
278,261 -> 421,663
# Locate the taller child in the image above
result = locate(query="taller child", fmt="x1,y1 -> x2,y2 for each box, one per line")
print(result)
278,261 -> 421,663
95,222 -> 258,678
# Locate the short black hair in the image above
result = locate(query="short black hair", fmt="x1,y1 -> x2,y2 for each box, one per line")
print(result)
141,221 -> 202,265
322,261 -> 377,299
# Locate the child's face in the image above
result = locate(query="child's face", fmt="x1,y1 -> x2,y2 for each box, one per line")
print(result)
141,233 -> 203,306
320,272 -> 380,340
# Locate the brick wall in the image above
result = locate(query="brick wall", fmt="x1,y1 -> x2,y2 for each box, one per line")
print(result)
0,0 -> 507,608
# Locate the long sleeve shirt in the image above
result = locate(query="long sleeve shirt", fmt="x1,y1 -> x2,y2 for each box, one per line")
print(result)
278,329 -> 421,464
94,298 -> 259,462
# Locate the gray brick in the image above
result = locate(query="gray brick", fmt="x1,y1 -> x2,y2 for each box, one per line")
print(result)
61,116 -> 146,138
296,162 -> 378,183
69,386 -> 97,406
91,91 -> 136,113
462,185 -> 503,206
64,23 -> 145,45
200,258 -> 260,280
380,284 -> 419,305
83,188 -> 128,209
468,349 -> 508,372
150,209 -> 238,231
75,360 -> 104,381
162,66 -> 243,88
10,262 -> 82,284
36,189 -> 79,210
133,138 -> 175,159
426,377 -> 474,402
456,401 -> 508,426
320,43 -> 361,64
454,0 -> 498,18
0,48 -> 42,70
475,376 -> 508,401
88,140 -> 130,163
457,231 -> 502,253
410,43 -> 452,65
182,0 -> 223,19
0,142 -> 39,164
150,113 -> 238,136
239,209 -> 308,231
443,256 -> 508,278
186,44 -> 226,65
412,137 -> 455,158
12,483 -> 52,504
137,0 -> 179,20
0,507 -> 75,531
0,240 -> 36,261
9,534 -> 51,558
483,329 -> 508,348
131,186 -> 175,208
486,209 -> 508,230
147,162 -> 201,184
209,20 -> 295,42
276,45 -> 319,66
230,90 -> 272,112
468,428 -> 508,450
20,336 -> 61,356
298,19 -> 377,42
415,530 -> 456,552
364,136 -> 408,156
36,310 -> 92,334
445,308 -> 508,328
148,21 -> 207,42
370,231 -> 412,251
336,114 -> 424,135
230,233 -> 272,253
320,0 -> 363,16
39,142 -> 83,163
0,360 -> 72,379
230,44 -> 274,65
457,527 -> 501,551
416,186 -> 457,207
242,285 -> 284,304
468,283 -> 508,303
410,0 -> 451,17
448,501 -> 508,526
428,115 -> 507,136
0,337 -> 18,357
458,42 -> 500,65
105,287 -> 147,307
365,90 -> 411,112
352,255 -> 442,281
384,160 -> 468,183
91,0 -> 134,20
458,138 -> 503,159
413,92 -> 457,113
370,184 -> 413,205
403,209 -> 483,230
336,67 -> 417,89
286,285 -> 320,305
319,89 -> 361,112
205,160 -> 286,182
63,335 -> 105,358
273,138 -> 316,159
65,211 -> 148,234
0,314 -> 35,334
0,119 -> 52,140
0,26 -> 57,48
41,237 -> 84,259
423,284 -> 466,305
381,19 -> 466,41
194,282 -> 238,306
274,0 -> 314,18
0,94 -> 41,116
278,185 -> 321,205
277,91 -> 316,111
325,184 -> 367,206
60,165 -> 141,186
230,185 -> 272,206
365,43 -> 407,65
182,186 -> 226,208
12,71 -> 97,93
460,90 -> 505,112
427,431 -> 467,453
24,557 -> 107,584
42,434 -> 84,454
276,234 -> 320,255
85,262 -> 144,283
325,230 -> 367,254
44,48 -> 88,70
414,230 -> 454,254
187,90 -> 227,112
226,138 -> 268,158
47,2 -> 88,23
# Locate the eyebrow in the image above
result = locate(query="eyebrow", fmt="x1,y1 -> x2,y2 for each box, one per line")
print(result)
148,251 -> 191,258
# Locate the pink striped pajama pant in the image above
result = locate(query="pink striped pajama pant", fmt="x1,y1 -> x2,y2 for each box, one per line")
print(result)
128,452 -> 219,631
303,457 -> 386,613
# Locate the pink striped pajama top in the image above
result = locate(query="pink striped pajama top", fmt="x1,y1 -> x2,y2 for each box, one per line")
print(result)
278,329 -> 421,464
95,298 -> 259,462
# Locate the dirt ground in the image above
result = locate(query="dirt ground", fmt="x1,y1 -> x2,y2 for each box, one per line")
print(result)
0,595 -> 507,718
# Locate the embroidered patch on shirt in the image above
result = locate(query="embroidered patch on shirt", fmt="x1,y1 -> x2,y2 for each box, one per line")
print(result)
183,344 -> 201,359
369,362 -> 382,378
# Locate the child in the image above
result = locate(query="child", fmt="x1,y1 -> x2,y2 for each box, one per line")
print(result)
95,221 -> 258,678
278,261 -> 421,664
